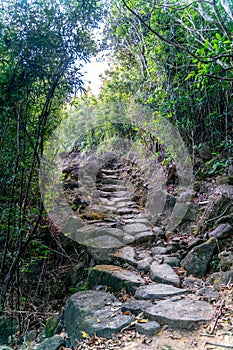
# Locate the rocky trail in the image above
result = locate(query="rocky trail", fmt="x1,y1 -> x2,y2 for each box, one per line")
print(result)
1,152 -> 232,350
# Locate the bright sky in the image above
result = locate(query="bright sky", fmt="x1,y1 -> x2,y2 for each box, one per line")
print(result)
83,55 -> 108,95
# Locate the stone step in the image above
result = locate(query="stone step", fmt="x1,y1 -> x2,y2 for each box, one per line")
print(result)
144,298 -> 214,330
116,207 -> 141,215
97,184 -> 128,192
100,168 -> 121,175
123,223 -> 151,235
96,178 -> 123,185
88,265 -> 145,293
134,283 -> 189,300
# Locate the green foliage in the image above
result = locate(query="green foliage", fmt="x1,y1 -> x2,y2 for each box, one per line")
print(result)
0,0 -> 104,308
101,0 -> 232,159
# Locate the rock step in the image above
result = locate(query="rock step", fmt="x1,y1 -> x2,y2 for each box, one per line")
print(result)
135,283 -> 189,300
97,184 -> 129,192
88,265 -> 145,293
96,178 -> 123,185
144,298 -> 215,330
100,168 -> 121,175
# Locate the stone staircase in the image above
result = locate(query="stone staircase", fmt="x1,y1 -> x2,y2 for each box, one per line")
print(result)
62,154 -> 216,346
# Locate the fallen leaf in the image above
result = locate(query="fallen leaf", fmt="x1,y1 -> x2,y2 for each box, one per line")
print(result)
123,310 -> 131,315
157,329 -> 163,336
137,319 -> 148,323
80,330 -> 89,339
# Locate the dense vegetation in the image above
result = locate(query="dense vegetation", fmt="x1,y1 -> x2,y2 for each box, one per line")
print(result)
0,0 -> 103,313
0,0 -> 232,336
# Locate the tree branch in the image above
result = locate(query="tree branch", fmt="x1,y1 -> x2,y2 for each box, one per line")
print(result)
121,0 -> 233,64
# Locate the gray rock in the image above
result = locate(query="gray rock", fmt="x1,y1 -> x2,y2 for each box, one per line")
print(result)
137,257 -> 153,272
135,320 -> 161,337
123,218 -> 150,225
95,227 -> 124,239
181,238 -> 217,277
123,223 -> 150,235
123,234 -> 135,244
159,255 -> 180,267
197,287 -> 220,301
88,265 -> 145,293
153,226 -> 165,236
113,246 -> 137,266
198,142 -> 212,160
151,247 -> 168,255
150,261 -> 180,287
206,270 -> 233,287
121,300 -> 152,316
64,291 -> 133,346
209,223 -> 233,239
117,208 -> 140,215
85,235 -> 123,264
218,251 -> 233,271
36,335 -> 65,350
135,283 -> 189,300
144,298 -> 214,329
100,184 -> 126,192
135,231 -> 155,244
112,191 -> 132,198
187,238 -> 205,250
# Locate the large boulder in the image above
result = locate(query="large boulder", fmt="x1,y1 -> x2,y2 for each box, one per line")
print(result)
181,238 -> 216,277
64,291 -> 133,346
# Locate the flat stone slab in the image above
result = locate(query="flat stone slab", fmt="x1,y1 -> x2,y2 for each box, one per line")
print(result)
64,291 -> 133,346
144,298 -> 214,329
135,283 -> 189,300
88,265 -> 145,293
150,261 -> 180,287
123,223 -> 150,235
